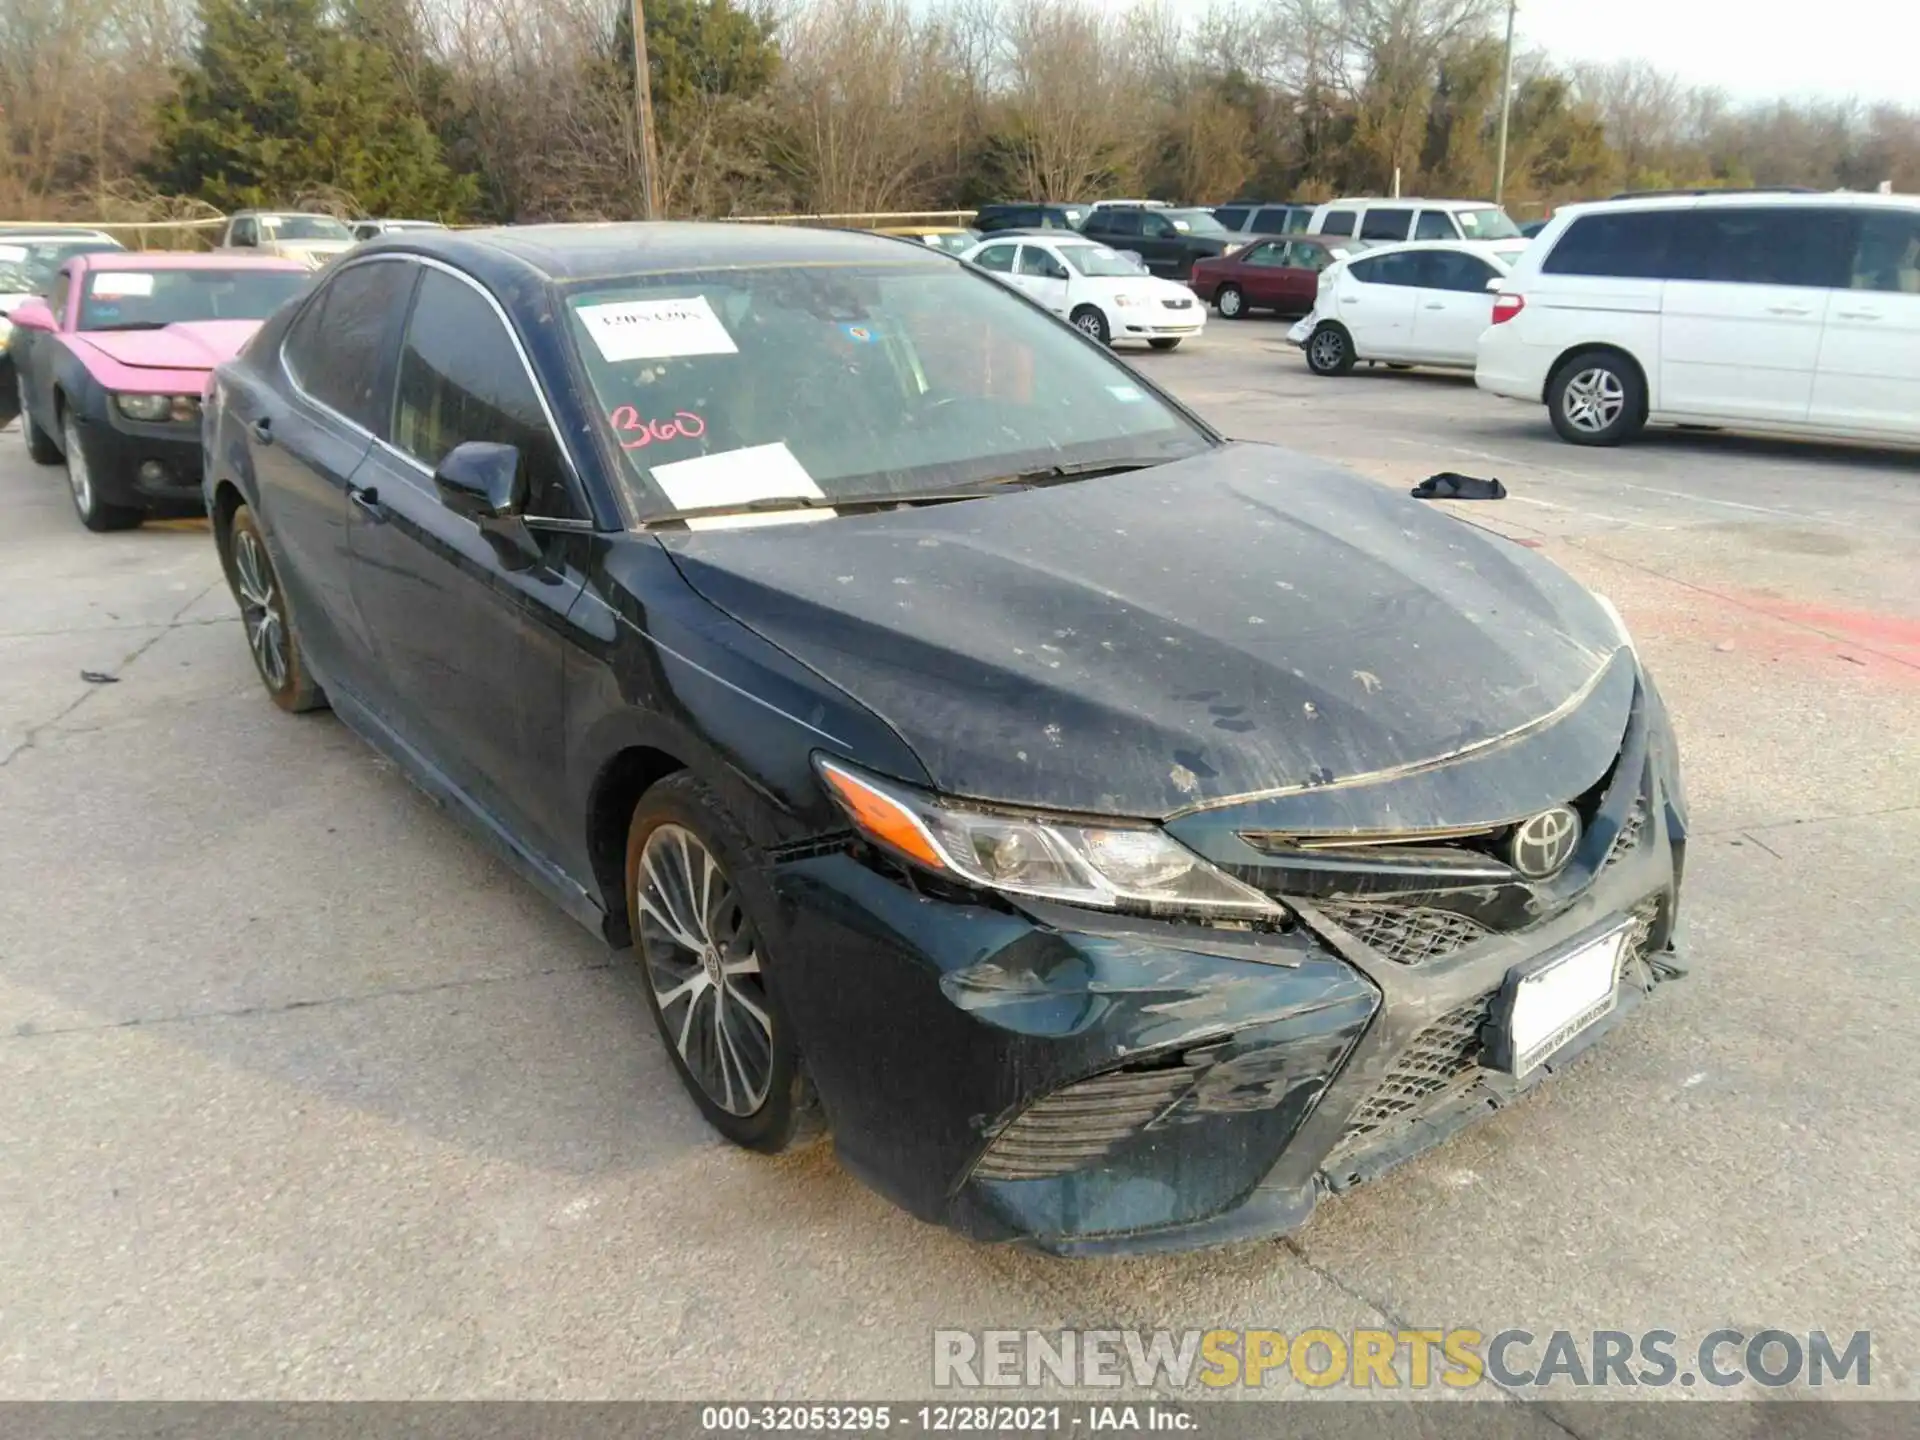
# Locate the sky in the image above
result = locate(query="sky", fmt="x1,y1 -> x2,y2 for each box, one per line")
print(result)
1513,0 -> 1919,105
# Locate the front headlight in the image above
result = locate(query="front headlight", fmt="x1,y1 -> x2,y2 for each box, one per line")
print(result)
114,393 -> 201,423
1111,293 -> 1147,308
815,757 -> 1281,919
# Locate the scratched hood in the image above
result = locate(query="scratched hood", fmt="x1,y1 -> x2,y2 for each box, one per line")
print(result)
660,443 -> 1625,818
76,319 -> 262,372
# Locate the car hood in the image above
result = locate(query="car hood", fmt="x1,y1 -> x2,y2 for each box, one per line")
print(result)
276,241 -> 353,266
73,320 -> 263,373
659,443 -> 1624,819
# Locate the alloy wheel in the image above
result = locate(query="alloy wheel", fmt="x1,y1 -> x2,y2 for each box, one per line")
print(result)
232,528 -> 289,691
636,823 -> 774,1117
1562,367 -> 1626,433
62,415 -> 92,514
1309,329 -> 1346,370
1075,312 -> 1105,340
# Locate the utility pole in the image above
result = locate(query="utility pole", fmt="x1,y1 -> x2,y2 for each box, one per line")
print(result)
630,0 -> 661,220
1493,0 -> 1518,207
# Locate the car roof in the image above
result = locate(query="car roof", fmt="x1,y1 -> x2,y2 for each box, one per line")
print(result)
81,251 -> 311,271
357,221 -> 958,285
1549,190 -> 1919,220
1317,197 -> 1498,209
0,230 -> 120,245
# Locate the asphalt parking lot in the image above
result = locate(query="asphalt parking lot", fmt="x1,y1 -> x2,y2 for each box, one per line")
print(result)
2,317 -> 1918,1410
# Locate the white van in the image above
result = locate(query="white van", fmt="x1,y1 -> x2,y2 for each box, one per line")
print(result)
1476,191 -> 1920,446
1306,198 -> 1522,246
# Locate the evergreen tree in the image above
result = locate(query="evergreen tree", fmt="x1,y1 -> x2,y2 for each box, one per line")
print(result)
148,0 -> 475,219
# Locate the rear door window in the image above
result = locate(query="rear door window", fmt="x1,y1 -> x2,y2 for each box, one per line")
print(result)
1347,252 -> 1423,287
282,258 -> 414,432
1252,207 -> 1293,233
1541,210 -> 1677,279
1848,210 -> 1920,293
1419,250 -> 1500,292
1670,207 -> 1853,288
1319,209 -> 1357,238
1360,208 -> 1414,241
1213,207 -> 1250,231
972,244 -> 1017,273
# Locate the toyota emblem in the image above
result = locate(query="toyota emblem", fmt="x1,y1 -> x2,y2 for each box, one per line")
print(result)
1509,806 -> 1581,878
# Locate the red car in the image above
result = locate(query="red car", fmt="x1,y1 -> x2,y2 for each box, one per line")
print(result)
1188,234 -> 1371,320
9,252 -> 310,531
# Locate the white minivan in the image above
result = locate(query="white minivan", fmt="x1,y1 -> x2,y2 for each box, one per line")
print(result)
1306,198 -> 1523,246
1477,191 -> 1920,446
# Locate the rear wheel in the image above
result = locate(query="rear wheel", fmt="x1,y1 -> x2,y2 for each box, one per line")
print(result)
627,772 -> 820,1153
63,412 -> 142,532
1548,350 -> 1646,446
1070,306 -> 1111,347
20,378 -> 60,464
1148,338 -> 1182,351
1306,323 -> 1355,376
1216,284 -> 1246,319
222,504 -> 326,712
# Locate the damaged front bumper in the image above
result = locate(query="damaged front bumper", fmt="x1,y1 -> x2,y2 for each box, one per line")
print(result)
767,665 -> 1687,1257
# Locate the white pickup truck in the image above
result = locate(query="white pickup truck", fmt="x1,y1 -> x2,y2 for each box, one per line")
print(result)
215,211 -> 355,270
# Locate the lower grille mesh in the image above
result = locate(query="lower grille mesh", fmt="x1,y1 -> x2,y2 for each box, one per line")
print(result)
972,1058 -> 1206,1182
1331,896 -> 1669,1161
1336,994 -> 1493,1151
1319,903 -> 1490,965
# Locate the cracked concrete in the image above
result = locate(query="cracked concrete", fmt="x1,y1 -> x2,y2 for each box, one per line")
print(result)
1,332 -> 1917,1403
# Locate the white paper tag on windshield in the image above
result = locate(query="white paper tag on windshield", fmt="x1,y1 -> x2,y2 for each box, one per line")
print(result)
0,245 -> 27,264
577,294 -> 737,362
91,273 -> 154,297
649,442 -> 832,530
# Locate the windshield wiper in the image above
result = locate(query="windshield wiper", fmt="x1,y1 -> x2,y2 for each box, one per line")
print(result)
87,321 -> 172,332
638,460 -> 1167,529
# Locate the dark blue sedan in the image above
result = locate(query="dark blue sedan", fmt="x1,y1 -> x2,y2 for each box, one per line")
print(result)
203,223 -> 1688,1255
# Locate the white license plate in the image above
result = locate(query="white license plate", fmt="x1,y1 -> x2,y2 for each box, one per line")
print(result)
1506,925 -> 1629,1076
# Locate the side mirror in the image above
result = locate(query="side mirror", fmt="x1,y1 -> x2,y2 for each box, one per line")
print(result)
434,440 -> 526,520
435,441 -> 542,569
9,297 -> 55,332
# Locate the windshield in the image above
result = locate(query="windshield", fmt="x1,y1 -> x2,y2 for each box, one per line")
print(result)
0,240 -> 120,296
563,260 -> 1213,521
1165,209 -> 1230,237
1059,243 -> 1145,277
1456,207 -> 1522,240
262,215 -> 351,241
79,268 -> 310,330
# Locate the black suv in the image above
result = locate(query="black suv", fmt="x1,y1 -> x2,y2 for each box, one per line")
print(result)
972,202 -> 1091,234
1078,205 -> 1237,280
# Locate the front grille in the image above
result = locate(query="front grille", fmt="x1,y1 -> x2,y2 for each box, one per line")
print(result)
1319,903 -> 1490,966
1604,798 -> 1648,869
972,1056 -> 1207,1182
1333,993 -> 1493,1154
1162,297 -> 1194,309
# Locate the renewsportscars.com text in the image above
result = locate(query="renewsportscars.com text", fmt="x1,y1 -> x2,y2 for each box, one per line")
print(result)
932,1328 -> 1872,1391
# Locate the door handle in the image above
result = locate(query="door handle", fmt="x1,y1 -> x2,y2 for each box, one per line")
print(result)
1834,310 -> 1881,321
1423,302 -> 1445,310
1765,306 -> 1811,316
348,485 -> 385,518
249,418 -> 273,445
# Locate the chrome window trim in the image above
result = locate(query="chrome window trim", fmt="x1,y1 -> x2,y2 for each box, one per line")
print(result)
277,252 -> 596,526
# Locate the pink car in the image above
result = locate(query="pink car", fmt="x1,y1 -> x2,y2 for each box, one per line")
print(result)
10,252 -> 311,531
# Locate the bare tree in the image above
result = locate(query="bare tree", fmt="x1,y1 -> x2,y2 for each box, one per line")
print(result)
998,0 -> 1146,200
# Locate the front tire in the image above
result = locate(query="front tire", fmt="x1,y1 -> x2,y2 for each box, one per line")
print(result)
63,412 -> 142,532
1070,306 -> 1112,347
1216,284 -> 1246,319
21,378 -> 60,464
222,503 -> 326,712
626,773 -> 819,1153
1148,338 -> 1182,351
1548,350 -> 1646,446
1306,323 -> 1355,376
